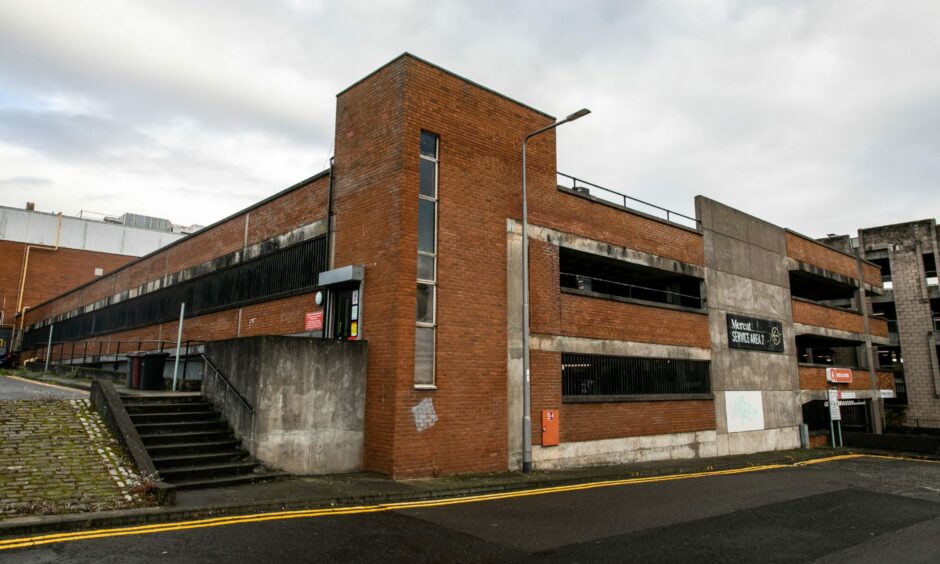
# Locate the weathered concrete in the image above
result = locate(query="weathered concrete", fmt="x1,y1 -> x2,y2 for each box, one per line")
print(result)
506,220 -> 524,470
696,197 -> 801,456
532,430 -> 718,469
203,336 -> 367,475
530,334 -> 710,361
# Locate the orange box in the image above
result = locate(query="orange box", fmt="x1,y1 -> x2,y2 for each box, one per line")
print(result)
541,409 -> 559,447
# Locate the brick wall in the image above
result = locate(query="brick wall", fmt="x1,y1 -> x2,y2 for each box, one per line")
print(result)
791,299 -> 865,335
530,191 -> 704,266
798,366 -> 873,391
0,240 -> 133,326
786,231 -> 879,286
332,55 -> 558,477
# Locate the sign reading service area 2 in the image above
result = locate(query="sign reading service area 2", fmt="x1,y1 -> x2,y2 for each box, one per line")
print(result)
726,313 -> 785,353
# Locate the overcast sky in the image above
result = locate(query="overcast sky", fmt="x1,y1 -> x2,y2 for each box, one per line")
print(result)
0,1 -> 937,237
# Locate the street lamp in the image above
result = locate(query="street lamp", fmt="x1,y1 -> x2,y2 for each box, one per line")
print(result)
521,108 -> 590,473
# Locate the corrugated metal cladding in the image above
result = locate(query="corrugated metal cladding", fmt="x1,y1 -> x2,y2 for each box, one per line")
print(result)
0,206 -> 185,256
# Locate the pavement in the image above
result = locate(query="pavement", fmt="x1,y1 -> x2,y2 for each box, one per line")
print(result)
0,374 -> 87,400
2,455 -> 938,562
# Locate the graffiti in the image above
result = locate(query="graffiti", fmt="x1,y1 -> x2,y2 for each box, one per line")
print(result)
412,398 -> 438,432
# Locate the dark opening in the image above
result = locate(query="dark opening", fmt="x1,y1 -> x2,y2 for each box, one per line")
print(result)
561,353 -> 710,400
870,257 -> 891,287
789,270 -> 857,302
924,253 -> 937,280
23,236 -> 328,349
559,248 -> 704,310
870,300 -> 898,333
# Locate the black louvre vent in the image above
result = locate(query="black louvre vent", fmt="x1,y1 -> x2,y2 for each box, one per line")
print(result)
24,236 -> 327,349
562,353 -> 711,400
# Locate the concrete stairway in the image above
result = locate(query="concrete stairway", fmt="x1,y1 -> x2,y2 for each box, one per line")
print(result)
122,395 -> 287,490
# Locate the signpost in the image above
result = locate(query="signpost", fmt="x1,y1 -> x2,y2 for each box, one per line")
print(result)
826,367 -> 853,384
827,389 -> 842,447
726,313 -> 785,353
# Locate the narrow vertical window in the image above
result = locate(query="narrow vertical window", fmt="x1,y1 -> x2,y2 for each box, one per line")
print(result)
415,131 -> 438,386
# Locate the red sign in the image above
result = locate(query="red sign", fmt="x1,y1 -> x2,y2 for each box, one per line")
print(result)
826,367 -> 853,384
304,311 -> 324,331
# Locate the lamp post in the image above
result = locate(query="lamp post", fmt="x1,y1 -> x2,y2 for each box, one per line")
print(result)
521,108 -> 590,472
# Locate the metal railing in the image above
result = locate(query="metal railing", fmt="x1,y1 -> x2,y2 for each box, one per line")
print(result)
201,353 -> 254,415
557,172 -> 700,229
562,353 -> 711,399
561,272 -> 706,310
23,338 -> 203,389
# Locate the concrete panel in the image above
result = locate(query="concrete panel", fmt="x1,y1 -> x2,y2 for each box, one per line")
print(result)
751,280 -> 790,319
746,215 -> 786,255
762,391 -> 801,429
726,426 -> 800,455
710,271 -> 754,312
204,336 -> 368,475
697,197 -> 749,241
506,222 -> 524,470
530,334 -> 711,361
532,430 -> 718,470
748,245 -> 789,288
710,233 -> 751,279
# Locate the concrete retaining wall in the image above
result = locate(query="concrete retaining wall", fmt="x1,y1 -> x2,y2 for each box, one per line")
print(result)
204,336 -> 368,475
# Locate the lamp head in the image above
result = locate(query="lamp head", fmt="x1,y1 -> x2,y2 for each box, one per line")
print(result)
565,108 -> 591,122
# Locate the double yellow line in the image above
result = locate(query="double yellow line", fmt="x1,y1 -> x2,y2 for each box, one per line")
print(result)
0,453 -> 928,551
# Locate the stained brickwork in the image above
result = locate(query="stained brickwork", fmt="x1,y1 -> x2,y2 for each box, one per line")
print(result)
798,366 -> 873,391
791,299 -> 866,335
786,231 -> 881,287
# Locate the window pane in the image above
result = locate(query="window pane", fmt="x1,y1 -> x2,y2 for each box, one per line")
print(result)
415,326 -> 435,385
420,132 -> 437,158
419,159 -> 436,198
418,254 -> 435,281
416,283 -> 434,323
418,199 -> 436,254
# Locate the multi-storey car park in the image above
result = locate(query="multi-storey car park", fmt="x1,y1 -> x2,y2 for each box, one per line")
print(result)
822,220 -> 940,431
13,54 -> 894,480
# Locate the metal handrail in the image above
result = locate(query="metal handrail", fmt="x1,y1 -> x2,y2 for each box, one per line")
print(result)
201,353 -> 254,415
561,272 -> 706,308
557,172 -> 700,228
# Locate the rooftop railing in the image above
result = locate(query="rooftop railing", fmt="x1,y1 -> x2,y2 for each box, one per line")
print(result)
557,172 -> 700,230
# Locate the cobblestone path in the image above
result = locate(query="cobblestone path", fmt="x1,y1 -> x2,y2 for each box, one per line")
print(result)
0,399 -> 153,519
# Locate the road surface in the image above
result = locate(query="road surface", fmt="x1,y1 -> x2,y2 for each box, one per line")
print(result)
0,374 -> 87,400
2,455 -> 938,563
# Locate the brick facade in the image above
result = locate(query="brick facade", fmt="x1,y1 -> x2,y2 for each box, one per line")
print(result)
0,240 -> 133,327
18,54 -> 898,477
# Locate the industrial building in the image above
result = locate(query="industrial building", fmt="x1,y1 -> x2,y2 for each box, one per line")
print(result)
822,220 -> 940,430
15,54 -> 893,479
0,204 -> 192,357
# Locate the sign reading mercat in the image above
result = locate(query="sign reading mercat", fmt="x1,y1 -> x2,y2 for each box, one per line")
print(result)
726,313 -> 784,353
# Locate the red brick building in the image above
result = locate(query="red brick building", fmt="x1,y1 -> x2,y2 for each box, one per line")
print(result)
17,54 -> 891,477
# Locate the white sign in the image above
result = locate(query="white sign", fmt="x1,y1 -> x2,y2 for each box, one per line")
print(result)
725,391 -> 765,433
828,390 -> 841,421
880,389 -> 896,399
838,391 -> 857,400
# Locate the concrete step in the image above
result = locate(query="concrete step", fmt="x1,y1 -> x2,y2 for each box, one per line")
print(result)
121,395 -> 204,405
124,402 -> 214,414
129,411 -> 219,424
145,440 -> 242,457
159,461 -> 261,482
171,472 -> 289,491
134,420 -> 226,434
140,430 -> 233,446
152,451 -> 251,469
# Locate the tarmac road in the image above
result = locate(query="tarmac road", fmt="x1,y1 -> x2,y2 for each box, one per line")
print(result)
0,374 -> 86,400
2,456 -> 939,563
